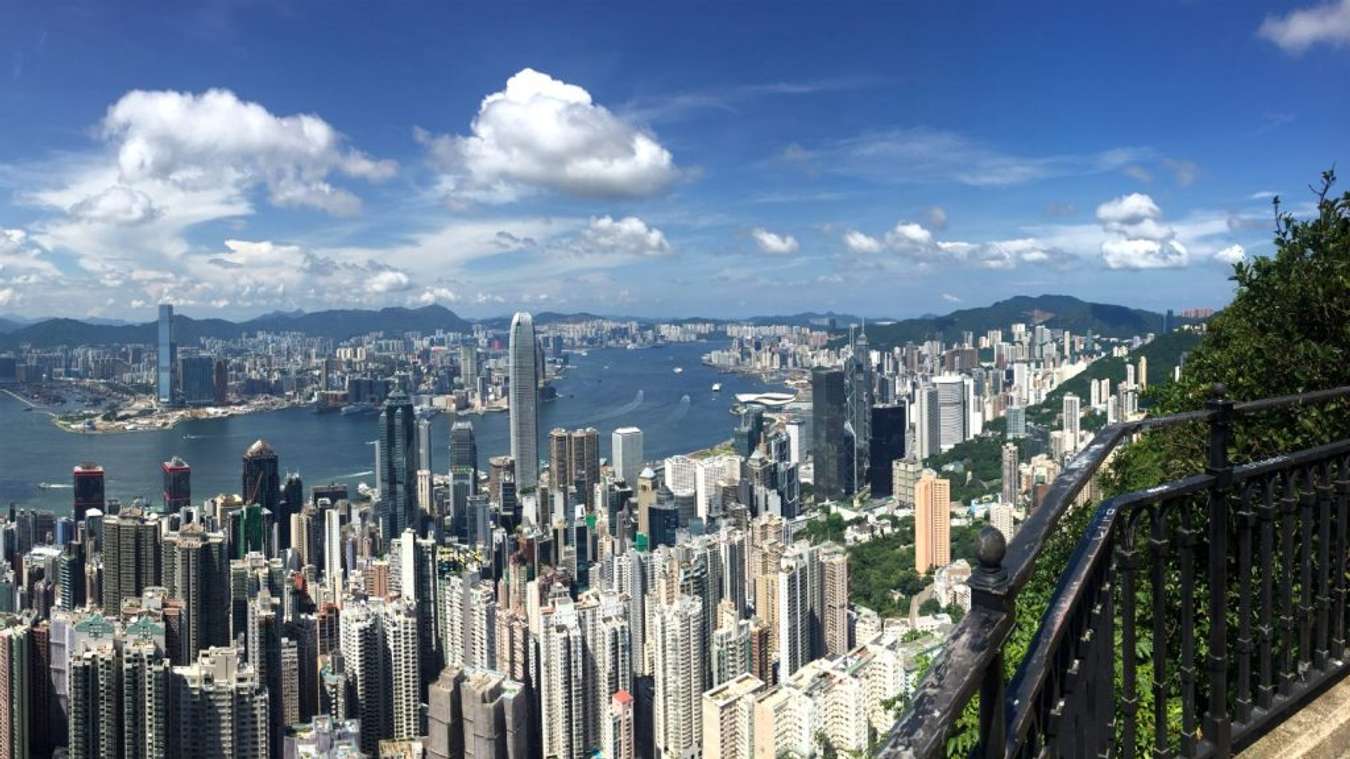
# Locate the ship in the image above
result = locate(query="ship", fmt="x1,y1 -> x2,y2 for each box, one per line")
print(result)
712,383 -> 722,392
673,367 -> 684,374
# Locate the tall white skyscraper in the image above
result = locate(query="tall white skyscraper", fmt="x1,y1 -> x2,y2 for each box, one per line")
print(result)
1062,393 -> 1081,452
509,312 -> 540,492
934,375 -> 966,452
653,596 -> 706,759
383,599 -> 422,741
775,553 -> 810,678
539,601 -> 587,759
611,427 -> 644,487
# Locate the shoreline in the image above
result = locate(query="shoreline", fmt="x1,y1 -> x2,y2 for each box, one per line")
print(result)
48,396 -> 305,435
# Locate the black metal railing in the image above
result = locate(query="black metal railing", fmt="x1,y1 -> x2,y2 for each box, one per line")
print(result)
880,384 -> 1350,758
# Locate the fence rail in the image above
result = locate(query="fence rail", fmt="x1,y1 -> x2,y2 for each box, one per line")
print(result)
879,384 -> 1350,759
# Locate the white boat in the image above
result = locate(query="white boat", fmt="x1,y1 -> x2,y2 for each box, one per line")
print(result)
712,383 -> 722,392
673,367 -> 684,374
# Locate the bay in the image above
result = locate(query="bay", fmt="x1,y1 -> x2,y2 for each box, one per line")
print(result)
0,341 -> 781,513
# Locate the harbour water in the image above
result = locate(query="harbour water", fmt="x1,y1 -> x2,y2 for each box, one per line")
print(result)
0,341 -> 783,513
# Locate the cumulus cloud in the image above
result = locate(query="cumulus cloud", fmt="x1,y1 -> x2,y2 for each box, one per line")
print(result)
1102,239 -> 1189,270
1214,244 -> 1246,264
843,230 -> 884,253
1258,0 -> 1350,53
102,88 -> 394,214
0,288 -> 17,307
17,87 -> 394,300
750,227 -> 799,254
841,220 -> 1072,270
575,216 -> 671,257
420,68 -> 681,202
366,269 -> 412,293
416,287 -> 459,305
1095,192 -> 1189,269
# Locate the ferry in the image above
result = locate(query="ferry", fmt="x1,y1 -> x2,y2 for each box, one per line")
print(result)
673,367 -> 684,374
712,383 -> 722,392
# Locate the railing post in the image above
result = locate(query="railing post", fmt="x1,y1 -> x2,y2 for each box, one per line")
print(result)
1205,383 -> 1234,755
969,527 -> 1010,759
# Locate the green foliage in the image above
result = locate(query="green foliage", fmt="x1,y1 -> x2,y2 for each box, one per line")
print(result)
944,603 -> 965,624
925,435 -> 1035,503
800,508 -> 861,545
919,597 -> 942,616
847,524 -> 925,617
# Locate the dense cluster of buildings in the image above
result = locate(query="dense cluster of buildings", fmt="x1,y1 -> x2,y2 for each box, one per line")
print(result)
0,304 -> 1176,758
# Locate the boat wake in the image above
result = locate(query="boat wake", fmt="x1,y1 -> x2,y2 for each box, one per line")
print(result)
336,470 -> 374,478
594,390 -> 644,421
666,394 -> 691,423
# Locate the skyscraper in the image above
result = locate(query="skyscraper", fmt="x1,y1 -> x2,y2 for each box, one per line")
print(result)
611,427 -> 643,487
868,405 -> 906,496
934,375 -> 966,451
168,647 -> 269,757
1001,443 -> 1020,505
162,457 -> 191,513
569,428 -> 600,501
652,596 -> 706,759
241,440 -> 280,513
378,389 -> 419,537
539,600 -> 586,759
508,312 -> 540,492
820,544 -> 850,658
0,618 -> 31,759
450,420 -> 479,538
846,324 -> 873,494
102,504 -> 161,614
1062,393 -> 1081,453
157,304 -> 175,406
914,471 -> 951,573
73,463 -> 105,523
811,367 -> 851,502
775,553 -> 809,678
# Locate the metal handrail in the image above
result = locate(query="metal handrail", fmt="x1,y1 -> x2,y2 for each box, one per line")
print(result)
879,383 -> 1350,759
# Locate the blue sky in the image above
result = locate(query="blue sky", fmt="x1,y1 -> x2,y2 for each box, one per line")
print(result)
1,1 -> 1347,321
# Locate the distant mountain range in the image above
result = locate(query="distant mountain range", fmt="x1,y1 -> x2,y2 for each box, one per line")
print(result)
856,294 -> 1196,349
0,295 -> 1202,349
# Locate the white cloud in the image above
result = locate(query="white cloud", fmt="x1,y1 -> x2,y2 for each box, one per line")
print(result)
842,220 -> 1071,270
843,230 -> 883,253
420,68 -> 681,202
1214,244 -> 1246,264
886,222 -> 934,248
1096,193 -> 1162,226
0,288 -> 17,307
0,228 -> 61,279
576,216 -> 670,257
750,227 -> 799,254
366,269 -> 412,293
941,293 -> 961,303
1259,0 -> 1350,53
103,88 -> 394,213
68,185 -> 159,224
416,287 -> 459,305
1102,239 -> 1189,269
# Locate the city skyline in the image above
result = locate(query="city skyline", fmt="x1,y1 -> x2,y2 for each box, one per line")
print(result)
3,2 -> 1349,320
